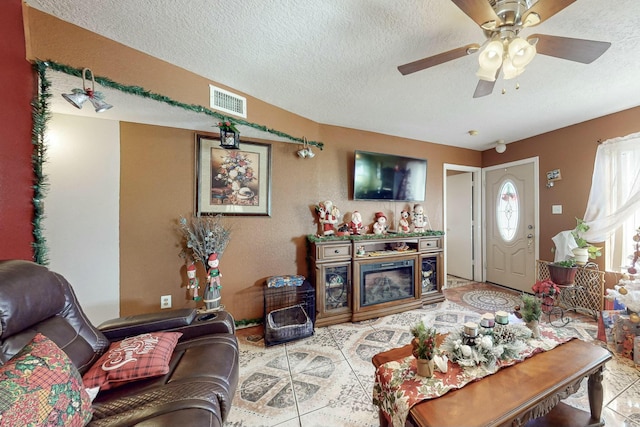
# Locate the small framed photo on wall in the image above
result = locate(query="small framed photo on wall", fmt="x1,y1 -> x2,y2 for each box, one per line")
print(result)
196,135 -> 271,216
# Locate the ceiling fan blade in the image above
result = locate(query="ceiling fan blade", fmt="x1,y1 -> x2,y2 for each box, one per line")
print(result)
451,0 -> 501,28
530,34 -> 611,64
398,44 -> 480,76
473,79 -> 496,98
522,0 -> 576,27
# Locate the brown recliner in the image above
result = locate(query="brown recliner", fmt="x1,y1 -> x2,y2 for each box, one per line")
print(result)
0,260 -> 239,427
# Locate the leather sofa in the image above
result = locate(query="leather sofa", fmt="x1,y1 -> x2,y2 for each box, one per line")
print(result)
0,260 -> 239,427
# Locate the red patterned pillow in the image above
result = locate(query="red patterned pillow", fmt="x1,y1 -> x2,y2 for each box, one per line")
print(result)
82,331 -> 182,391
0,332 -> 93,427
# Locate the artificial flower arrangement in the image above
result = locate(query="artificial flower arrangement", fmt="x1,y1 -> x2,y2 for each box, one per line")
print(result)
532,279 -> 561,312
218,121 -> 239,133
178,215 -> 231,265
440,323 -> 531,369
410,319 -> 437,360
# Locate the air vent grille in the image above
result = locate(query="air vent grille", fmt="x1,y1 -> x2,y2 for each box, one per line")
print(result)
210,85 -> 247,118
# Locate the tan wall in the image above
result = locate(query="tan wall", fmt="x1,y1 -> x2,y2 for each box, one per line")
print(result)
119,121 -> 479,320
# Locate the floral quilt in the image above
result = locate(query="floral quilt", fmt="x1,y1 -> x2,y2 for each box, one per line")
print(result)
372,328 -> 573,427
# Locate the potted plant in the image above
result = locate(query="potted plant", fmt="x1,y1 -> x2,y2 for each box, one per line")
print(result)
520,294 -> 542,338
547,259 -> 578,285
571,218 -> 602,265
410,320 -> 437,377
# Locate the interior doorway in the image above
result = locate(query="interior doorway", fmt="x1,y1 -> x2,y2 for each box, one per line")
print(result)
443,164 -> 483,285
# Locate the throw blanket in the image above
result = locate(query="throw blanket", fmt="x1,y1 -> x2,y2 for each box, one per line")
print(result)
372,328 -> 573,427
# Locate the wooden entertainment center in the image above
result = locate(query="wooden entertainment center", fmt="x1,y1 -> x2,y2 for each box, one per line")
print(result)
307,233 -> 444,327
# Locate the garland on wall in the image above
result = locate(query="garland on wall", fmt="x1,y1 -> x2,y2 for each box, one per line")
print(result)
30,60 -> 326,264
32,62 -> 51,265
37,60 -> 324,148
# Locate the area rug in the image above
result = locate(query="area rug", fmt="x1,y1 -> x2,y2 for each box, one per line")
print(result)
461,289 -> 522,312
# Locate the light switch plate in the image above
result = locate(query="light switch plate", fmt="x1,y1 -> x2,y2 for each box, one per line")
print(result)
552,205 -> 562,214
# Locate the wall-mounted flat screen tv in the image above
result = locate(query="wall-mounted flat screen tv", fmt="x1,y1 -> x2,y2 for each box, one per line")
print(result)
353,150 -> 427,201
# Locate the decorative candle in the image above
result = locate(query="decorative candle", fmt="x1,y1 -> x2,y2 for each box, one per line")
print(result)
495,311 -> 509,325
480,313 -> 495,328
463,322 -> 478,337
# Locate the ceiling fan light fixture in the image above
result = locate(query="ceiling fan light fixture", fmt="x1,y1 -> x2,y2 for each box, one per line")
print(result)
522,12 -> 541,27
502,56 -> 524,80
478,40 -> 504,71
508,37 -> 536,68
476,66 -> 498,82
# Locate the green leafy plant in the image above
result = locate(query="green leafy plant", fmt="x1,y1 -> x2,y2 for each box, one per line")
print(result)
553,259 -> 577,268
520,294 -> 542,322
218,120 -> 239,133
571,218 -> 602,259
410,320 -> 437,360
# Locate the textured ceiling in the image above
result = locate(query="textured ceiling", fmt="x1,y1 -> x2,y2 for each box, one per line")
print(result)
26,0 -> 640,150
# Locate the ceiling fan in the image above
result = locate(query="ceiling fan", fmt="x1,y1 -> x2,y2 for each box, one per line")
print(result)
398,0 -> 611,98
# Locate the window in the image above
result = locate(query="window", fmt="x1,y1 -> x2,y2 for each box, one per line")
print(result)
496,179 -> 519,242
583,132 -> 640,271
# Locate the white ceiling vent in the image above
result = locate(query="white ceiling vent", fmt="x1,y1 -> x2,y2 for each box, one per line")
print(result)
210,85 -> 247,118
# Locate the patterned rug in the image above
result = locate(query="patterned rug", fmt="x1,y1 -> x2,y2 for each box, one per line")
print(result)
461,289 -> 522,312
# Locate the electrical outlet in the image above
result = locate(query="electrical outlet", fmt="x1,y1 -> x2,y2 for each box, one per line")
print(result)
160,295 -> 172,309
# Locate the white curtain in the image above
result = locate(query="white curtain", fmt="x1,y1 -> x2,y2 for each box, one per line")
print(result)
582,132 -> 640,264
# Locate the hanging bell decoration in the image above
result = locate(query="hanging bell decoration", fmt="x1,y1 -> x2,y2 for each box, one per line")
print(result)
61,68 -> 113,113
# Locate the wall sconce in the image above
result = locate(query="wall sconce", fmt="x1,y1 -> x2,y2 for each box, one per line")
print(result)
297,137 -> 315,159
495,139 -> 506,153
61,68 -> 113,113
218,120 -> 240,149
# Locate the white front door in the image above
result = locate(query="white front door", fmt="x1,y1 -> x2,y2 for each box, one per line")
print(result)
484,159 -> 539,293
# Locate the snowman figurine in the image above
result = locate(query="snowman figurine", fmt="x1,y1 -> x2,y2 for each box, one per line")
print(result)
373,212 -> 388,235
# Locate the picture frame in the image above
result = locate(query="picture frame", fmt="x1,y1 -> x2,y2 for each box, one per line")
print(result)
196,135 -> 271,216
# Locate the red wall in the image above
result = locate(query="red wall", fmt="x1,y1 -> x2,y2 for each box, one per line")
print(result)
0,0 -> 35,260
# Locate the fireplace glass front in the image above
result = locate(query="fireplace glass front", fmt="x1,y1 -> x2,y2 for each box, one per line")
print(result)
360,259 -> 415,307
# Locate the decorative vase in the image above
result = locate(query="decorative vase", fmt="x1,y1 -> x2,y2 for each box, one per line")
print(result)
203,286 -> 221,311
416,358 -> 434,378
572,247 -> 589,265
526,319 -> 541,339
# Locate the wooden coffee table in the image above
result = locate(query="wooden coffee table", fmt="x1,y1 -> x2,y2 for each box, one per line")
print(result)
372,339 -> 611,427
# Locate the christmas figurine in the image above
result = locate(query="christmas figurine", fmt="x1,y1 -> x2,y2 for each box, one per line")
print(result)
412,204 -> 427,233
349,211 -> 365,235
205,253 -> 222,310
315,200 -> 338,236
186,262 -> 201,301
398,209 -> 410,233
373,212 -> 388,235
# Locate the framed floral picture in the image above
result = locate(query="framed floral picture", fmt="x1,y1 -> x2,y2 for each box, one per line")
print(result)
196,135 -> 271,216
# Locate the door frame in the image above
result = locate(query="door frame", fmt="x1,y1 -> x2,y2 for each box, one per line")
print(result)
443,164 -> 483,283
482,157 -> 540,283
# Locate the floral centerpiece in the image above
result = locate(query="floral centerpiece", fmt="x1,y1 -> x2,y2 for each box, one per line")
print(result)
410,320 -> 437,360
218,121 -> 239,133
532,279 -> 561,312
410,319 -> 438,377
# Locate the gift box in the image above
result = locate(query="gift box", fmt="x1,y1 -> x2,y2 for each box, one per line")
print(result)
266,275 -> 306,288
613,314 -> 640,359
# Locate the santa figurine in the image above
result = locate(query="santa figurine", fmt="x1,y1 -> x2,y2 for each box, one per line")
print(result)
186,262 -> 201,301
373,212 -> 388,235
412,204 -> 427,233
316,200 -> 338,236
398,209 -> 410,233
349,211 -> 365,235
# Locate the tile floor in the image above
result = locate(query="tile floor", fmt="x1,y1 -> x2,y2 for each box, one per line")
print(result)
224,280 -> 640,427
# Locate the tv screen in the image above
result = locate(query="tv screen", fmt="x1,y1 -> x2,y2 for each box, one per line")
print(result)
353,150 -> 427,201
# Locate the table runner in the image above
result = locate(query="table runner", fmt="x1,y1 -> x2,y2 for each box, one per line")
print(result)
372,328 -> 574,427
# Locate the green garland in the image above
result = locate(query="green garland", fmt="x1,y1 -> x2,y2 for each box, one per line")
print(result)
306,230 -> 444,243
32,62 -> 51,265
36,60 -> 324,149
